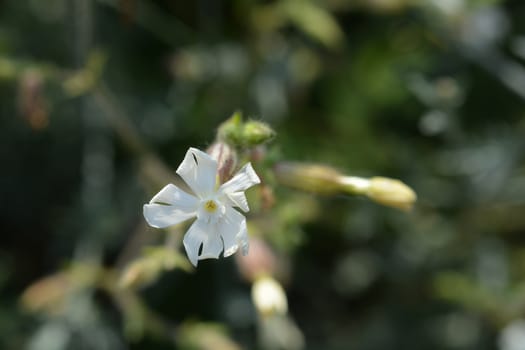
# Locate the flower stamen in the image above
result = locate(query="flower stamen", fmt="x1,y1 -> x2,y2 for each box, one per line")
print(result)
204,200 -> 218,213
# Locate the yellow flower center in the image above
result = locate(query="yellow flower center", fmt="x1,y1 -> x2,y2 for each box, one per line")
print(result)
204,200 -> 218,213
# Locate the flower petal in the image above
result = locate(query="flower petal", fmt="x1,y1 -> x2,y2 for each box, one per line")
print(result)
143,204 -> 196,228
239,225 -> 249,256
149,184 -> 198,209
200,231 -> 223,260
224,191 -> 250,212
219,163 -> 260,195
183,219 -> 208,266
182,218 -> 223,266
176,147 -> 218,198
143,184 -> 199,228
218,206 -> 248,257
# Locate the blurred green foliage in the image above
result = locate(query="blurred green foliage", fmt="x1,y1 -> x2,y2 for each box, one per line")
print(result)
2,0 -> 525,349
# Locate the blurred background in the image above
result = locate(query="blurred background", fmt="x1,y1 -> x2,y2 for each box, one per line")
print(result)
2,0 -> 525,349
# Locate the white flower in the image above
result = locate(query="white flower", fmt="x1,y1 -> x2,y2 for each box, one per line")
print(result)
143,147 -> 260,266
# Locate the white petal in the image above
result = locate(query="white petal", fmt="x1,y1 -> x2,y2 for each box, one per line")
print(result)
149,184 -> 198,209
224,191 -> 250,212
218,207 -> 248,257
239,225 -> 249,256
200,231 -> 223,260
183,219 -> 208,266
143,204 -> 196,228
176,147 -> 218,198
219,163 -> 260,195
182,218 -> 223,266
143,184 -> 199,228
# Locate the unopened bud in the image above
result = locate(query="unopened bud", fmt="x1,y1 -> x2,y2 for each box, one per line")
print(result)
252,276 -> 288,317
366,177 -> 417,211
242,120 -> 275,147
207,142 -> 238,183
218,111 -> 243,145
274,162 -> 417,211
218,111 -> 276,148
273,162 -> 342,194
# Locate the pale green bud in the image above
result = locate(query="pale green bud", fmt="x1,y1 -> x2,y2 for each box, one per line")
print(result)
217,111 -> 275,148
217,111 -> 243,146
273,162 -> 417,211
252,276 -> 288,317
339,175 -> 416,210
242,120 -> 276,147
365,177 -> 417,211
273,162 -> 343,195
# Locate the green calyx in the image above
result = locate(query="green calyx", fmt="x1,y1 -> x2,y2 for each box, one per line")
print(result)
217,111 -> 276,148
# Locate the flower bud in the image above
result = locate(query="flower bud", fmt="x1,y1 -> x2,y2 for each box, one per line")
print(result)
252,276 -> 288,317
366,177 -> 417,211
242,120 -> 275,147
207,142 -> 238,183
273,162 -> 343,194
217,111 -> 243,146
274,162 -> 417,211
217,111 -> 276,148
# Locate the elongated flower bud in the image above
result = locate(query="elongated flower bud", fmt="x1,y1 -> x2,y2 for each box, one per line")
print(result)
338,175 -> 416,210
365,177 -> 417,211
252,276 -> 288,317
207,142 -> 238,183
273,162 -> 343,195
273,162 -> 417,211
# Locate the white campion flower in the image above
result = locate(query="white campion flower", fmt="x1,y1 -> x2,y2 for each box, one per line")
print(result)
143,147 -> 260,266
